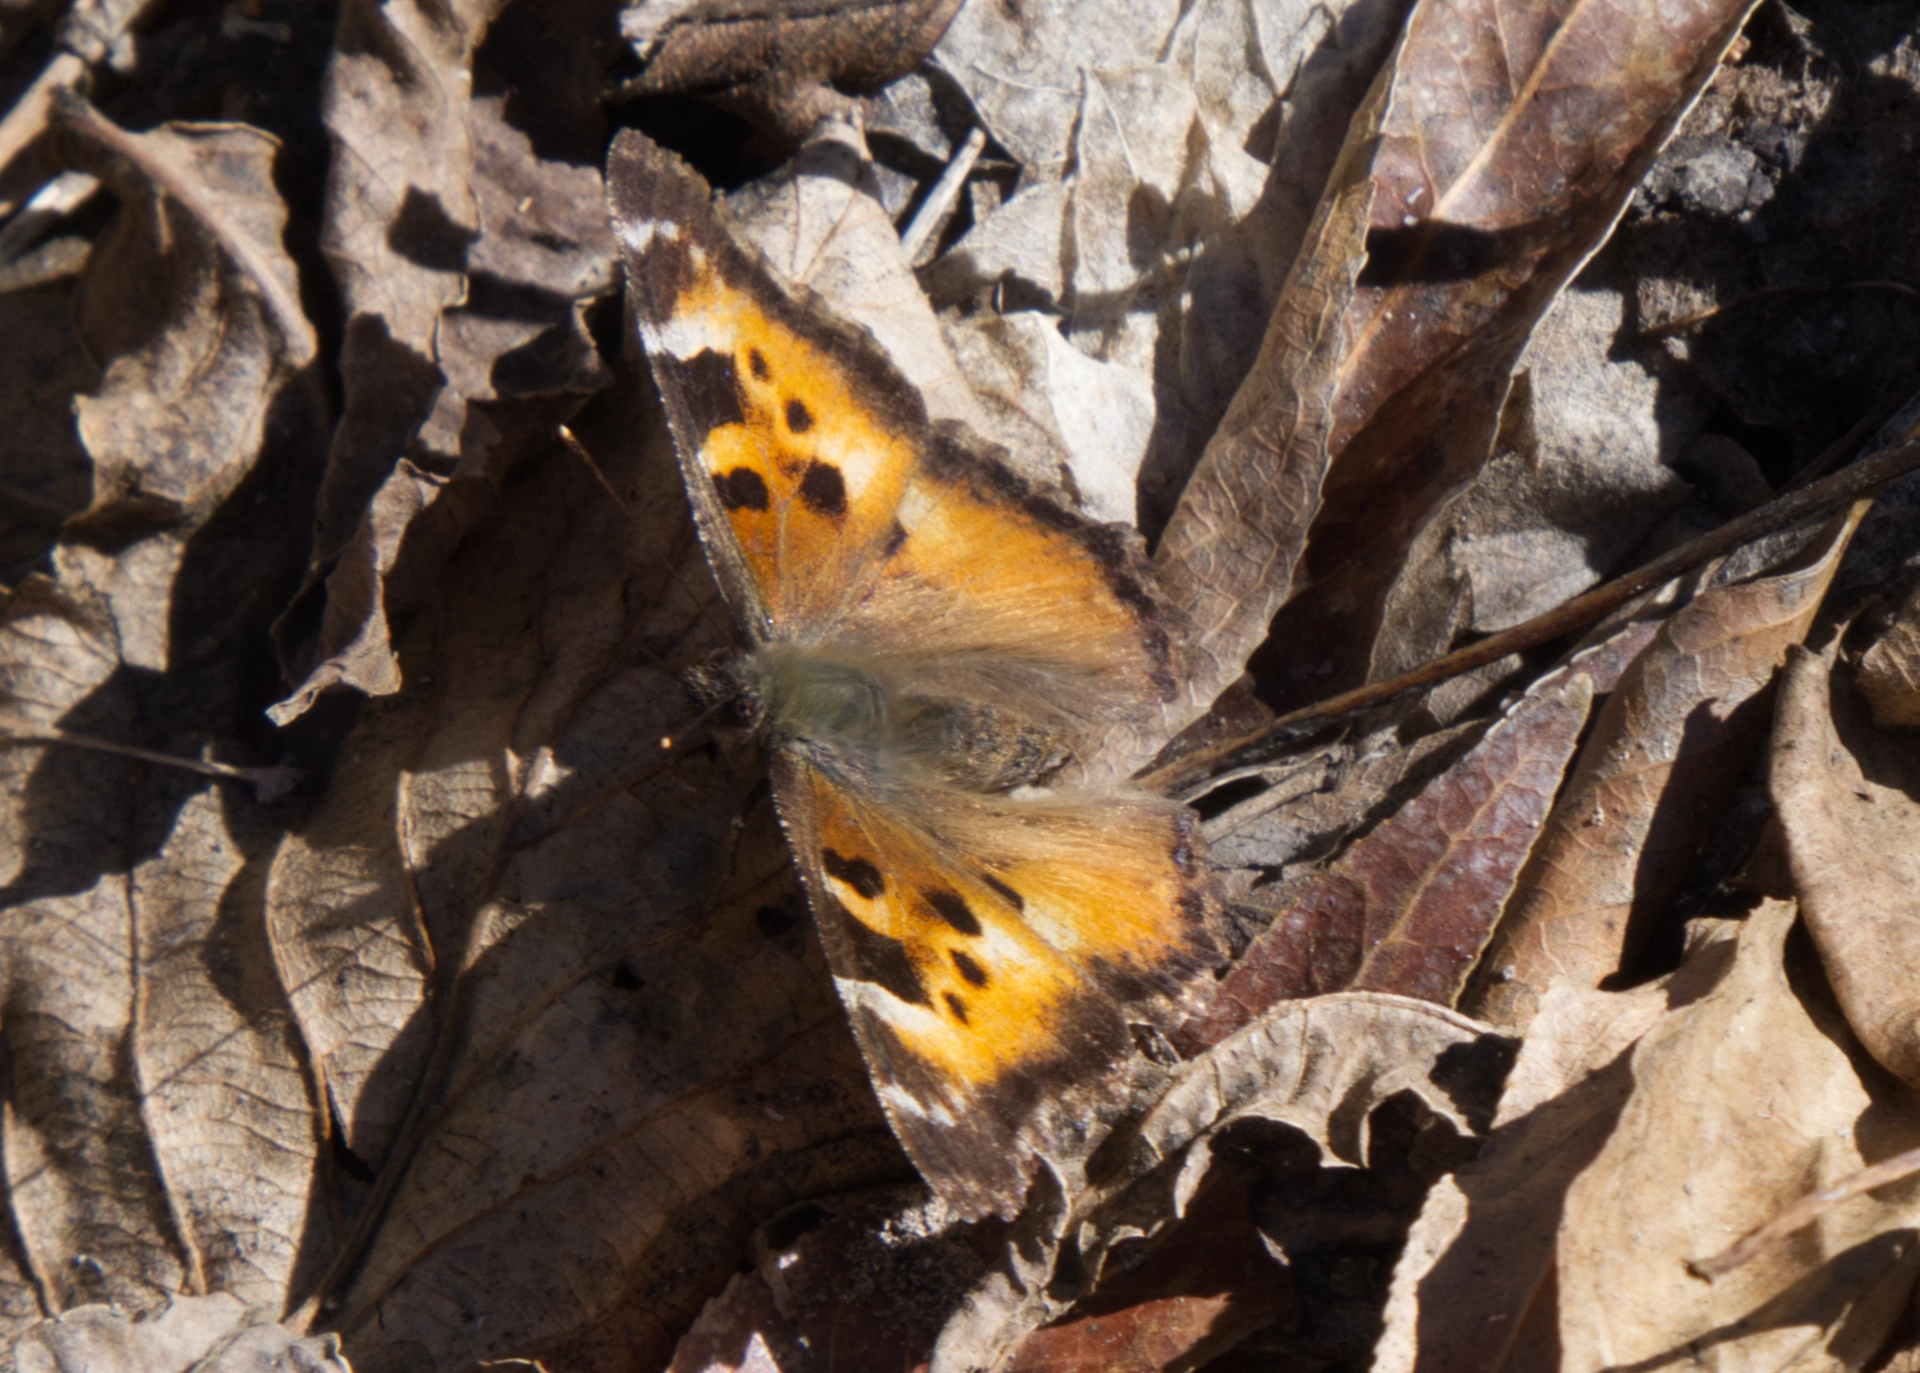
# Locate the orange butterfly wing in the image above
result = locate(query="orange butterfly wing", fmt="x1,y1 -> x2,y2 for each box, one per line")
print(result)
610,131 -> 1219,1218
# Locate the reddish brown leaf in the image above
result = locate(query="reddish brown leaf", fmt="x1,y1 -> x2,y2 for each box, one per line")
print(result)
1005,1164 -> 1293,1373
1177,669 -> 1591,1051
1205,0 -> 1758,716
1466,505 -> 1867,1027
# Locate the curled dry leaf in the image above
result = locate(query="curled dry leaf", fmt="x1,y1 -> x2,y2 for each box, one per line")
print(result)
620,0 -> 961,138
1771,644 -> 1920,1089
270,88 -> 617,723
1178,668 -> 1592,1051
1467,503 -> 1867,1027
274,0 -> 509,719
1378,927 -> 1727,1370
930,993 -> 1505,1373
53,97 -> 319,533
1857,575 -> 1920,729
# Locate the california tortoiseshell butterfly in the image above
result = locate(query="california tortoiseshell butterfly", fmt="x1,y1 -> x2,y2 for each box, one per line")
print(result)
608,130 -> 1220,1220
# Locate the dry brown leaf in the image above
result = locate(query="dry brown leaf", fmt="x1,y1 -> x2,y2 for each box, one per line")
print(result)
1378,924 -> 1731,1370
619,0 -> 960,138
1555,899 -> 1920,1371
0,75 -> 330,1349
1772,643 -> 1920,1089
267,381 -> 904,1372
931,993 -> 1502,1373
1857,576 -> 1920,729
1467,504 -> 1865,1027
274,0 -> 507,718
1164,0 -> 1758,725
52,98 -> 319,534
9,1294 -> 348,1373
1178,669 -> 1591,1050
1149,51 -> 1383,728
414,96 -> 614,460
275,52 -> 618,724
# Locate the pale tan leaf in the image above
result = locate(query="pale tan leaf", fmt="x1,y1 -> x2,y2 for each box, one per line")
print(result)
1556,900 -> 1920,1373
1771,643 -> 1920,1088
9,1294 -> 348,1373
1377,952 -> 1707,1372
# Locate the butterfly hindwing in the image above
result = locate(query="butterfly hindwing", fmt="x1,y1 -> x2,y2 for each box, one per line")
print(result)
773,753 -> 1216,1216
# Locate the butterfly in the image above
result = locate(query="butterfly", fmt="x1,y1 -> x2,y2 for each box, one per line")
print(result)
607,129 -> 1221,1220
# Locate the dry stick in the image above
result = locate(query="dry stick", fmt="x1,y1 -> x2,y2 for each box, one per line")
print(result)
1689,1143 -> 1920,1279
1144,433 -> 1920,795
0,710 -> 300,799
899,123 -> 987,263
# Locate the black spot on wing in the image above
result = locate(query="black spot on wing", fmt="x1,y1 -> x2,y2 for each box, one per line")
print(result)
785,398 -> 814,433
798,461 -> 847,518
661,348 -> 743,430
749,347 -> 770,380
882,521 -> 908,558
922,889 -> 982,936
980,872 -> 1024,912
950,949 -> 989,987
822,847 -> 885,899
714,467 -> 769,512
944,992 -> 969,1024
838,904 -> 929,1006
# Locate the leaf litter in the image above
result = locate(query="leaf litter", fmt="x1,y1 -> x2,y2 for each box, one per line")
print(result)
3,0 -> 1920,1370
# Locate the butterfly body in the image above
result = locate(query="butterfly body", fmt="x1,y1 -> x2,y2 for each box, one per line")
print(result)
745,643 -> 1075,794
610,130 -> 1221,1219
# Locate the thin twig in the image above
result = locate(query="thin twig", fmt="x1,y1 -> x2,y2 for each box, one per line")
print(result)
1640,280 -> 1920,339
900,124 -> 987,262
0,711 -> 300,800
1689,1144 -> 1920,1279
1143,430 -> 1920,794
557,424 -> 632,516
